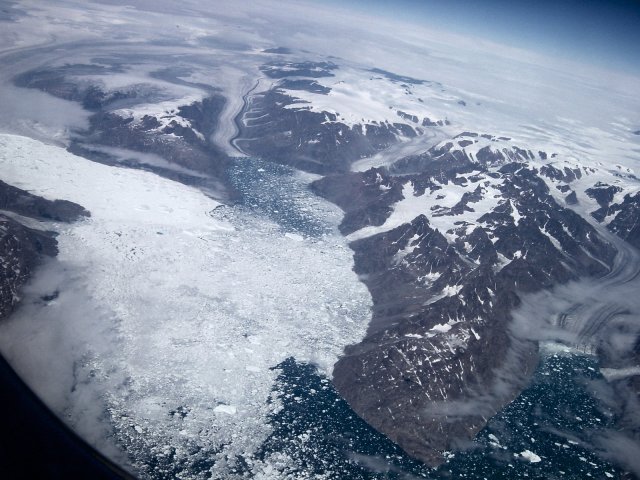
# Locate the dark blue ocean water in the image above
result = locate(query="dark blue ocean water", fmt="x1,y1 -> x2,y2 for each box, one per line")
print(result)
254,351 -> 624,479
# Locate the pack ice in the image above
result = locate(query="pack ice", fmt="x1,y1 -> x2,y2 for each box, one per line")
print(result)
0,134 -> 371,476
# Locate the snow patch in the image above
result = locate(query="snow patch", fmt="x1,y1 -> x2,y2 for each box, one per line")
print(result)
348,175 -> 505,242
278,65 -> 450,129
431,323 -> 452,333
114,95 -> 206,139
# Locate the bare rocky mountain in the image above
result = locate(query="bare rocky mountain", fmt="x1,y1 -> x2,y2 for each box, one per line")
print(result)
312,151 -> 616,464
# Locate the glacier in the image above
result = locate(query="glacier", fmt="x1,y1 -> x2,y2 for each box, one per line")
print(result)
0,133 -> 371,477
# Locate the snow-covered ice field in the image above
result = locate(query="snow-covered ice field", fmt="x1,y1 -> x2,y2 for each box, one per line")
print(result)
0,134 -> 371,476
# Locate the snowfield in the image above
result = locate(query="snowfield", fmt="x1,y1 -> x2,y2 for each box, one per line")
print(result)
278,65 -> 451,129
113,95 -> 208,140
0,134 -> 371,476
347,174 -> 505,243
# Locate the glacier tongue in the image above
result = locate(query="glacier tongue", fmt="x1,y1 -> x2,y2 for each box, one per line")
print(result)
0,134 -> 372,477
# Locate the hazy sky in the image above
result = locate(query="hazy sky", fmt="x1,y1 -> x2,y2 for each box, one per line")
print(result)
335,0 -> 640,75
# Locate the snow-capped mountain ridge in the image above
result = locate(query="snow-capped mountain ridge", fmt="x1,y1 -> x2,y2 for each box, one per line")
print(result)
311,122 -> 639,463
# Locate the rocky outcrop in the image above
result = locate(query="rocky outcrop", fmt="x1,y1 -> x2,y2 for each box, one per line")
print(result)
314,141 -> 618,465
601,193 -> 640,249
235,87 -> 413,174
0,181 -> 88,318
14,65 -> 231,195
